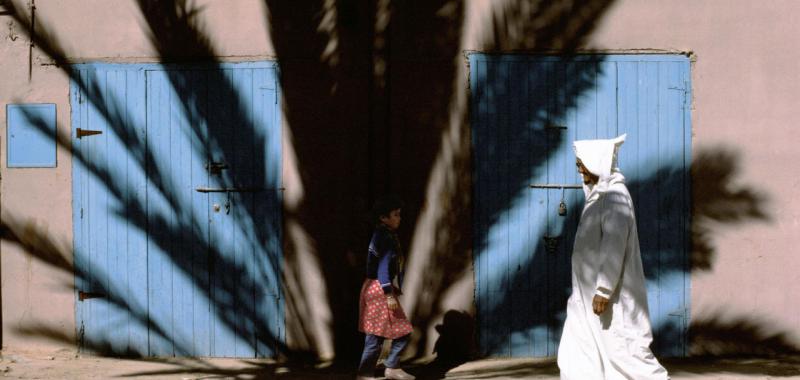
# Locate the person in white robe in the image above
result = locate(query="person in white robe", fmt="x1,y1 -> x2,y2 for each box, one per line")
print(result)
557,134 -> 669,380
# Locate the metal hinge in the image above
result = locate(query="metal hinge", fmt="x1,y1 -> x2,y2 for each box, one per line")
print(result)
76,128 -> 102,139
78,321 -> 85,351
78,291 -> 105,301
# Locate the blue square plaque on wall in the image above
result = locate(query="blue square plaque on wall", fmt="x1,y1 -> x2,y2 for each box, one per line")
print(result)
6,103 -> 57,168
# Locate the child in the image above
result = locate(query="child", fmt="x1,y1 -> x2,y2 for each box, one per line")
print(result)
356,195 -> 415,380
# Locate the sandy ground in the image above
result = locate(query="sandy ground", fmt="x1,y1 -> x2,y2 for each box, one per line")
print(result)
0,349 -> 799,379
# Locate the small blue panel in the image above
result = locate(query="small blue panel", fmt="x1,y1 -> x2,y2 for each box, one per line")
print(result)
7,103 -> 57,167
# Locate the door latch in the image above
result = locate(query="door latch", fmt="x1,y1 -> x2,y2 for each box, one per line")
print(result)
205,162 -> 229,175
543,236 -> 561,254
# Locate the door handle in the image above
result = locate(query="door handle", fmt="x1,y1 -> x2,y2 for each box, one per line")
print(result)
530,184 -> 582,189
195,187 -> 265,193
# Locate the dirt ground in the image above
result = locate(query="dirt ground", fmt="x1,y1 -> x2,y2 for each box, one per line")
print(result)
0,349 -> 799,379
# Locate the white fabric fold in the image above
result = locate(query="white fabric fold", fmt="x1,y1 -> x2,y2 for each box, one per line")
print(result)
574,134 -> 627,201
558,134 -> 669,380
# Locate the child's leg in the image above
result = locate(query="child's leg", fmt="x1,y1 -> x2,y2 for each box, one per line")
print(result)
358,334 -> 385,376
384,334 -> 410,369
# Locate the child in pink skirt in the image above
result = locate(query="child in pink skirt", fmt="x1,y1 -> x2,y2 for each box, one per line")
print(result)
356,196 -> 415,380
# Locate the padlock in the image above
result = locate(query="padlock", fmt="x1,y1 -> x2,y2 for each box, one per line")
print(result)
558,200 -> 567,216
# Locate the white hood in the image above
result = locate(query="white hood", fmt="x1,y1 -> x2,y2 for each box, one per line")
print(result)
573,134 -> 627,200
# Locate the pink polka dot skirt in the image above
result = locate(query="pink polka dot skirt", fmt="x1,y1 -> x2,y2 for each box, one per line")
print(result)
358,279 -> 413,339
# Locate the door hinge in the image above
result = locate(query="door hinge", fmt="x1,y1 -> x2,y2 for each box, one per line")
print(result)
76,128 -> 102,139
78,321 -> 85,351
78,290 -> 106,301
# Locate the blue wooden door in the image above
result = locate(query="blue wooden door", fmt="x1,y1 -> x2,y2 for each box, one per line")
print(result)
72,62 -> 283,357
470,54 -> 691,357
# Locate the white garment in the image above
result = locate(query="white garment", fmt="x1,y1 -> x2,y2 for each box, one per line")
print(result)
558,135 -> 668,380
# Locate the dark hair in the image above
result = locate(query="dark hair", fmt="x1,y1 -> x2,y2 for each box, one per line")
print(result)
371,194 -> 403,222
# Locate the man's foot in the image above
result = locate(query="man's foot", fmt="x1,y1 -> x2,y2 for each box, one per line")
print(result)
385,367 -> 416,380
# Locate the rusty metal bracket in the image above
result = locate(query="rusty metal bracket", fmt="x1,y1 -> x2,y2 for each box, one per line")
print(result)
205,162 -> 228,175
78,291 -> 106,301
76,128 -> 103,139
530,184 -> 582,189
543,235 -> 561,254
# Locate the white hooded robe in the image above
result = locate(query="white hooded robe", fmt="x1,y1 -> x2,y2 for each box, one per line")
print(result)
557,134 -> 669,380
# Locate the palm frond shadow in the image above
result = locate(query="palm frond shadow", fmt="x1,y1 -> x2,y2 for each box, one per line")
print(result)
1,1 -> 791,378
5,0 -> 290,358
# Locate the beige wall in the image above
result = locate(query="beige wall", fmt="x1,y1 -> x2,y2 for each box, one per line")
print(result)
1,0 -> 798,356
590,0 -> 800,350
0,11 -> 75,350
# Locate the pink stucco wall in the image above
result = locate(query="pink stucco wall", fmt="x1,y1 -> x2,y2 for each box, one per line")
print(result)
450,0 -> 800,353
0,0 -> 279,352
588,0 -> 800,349
0,17 -> 75,350
0,0 -> 797,356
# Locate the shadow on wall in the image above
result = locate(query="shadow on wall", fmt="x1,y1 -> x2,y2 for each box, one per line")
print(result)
1,0 -> 620,365
690,146 -> 771,270
1,0 -> 796,377
262,0 -> 617,364
467,139 -> 783,360
399,0 -> 617,362
689,313 -> 799,357
5,0 -> 290,358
